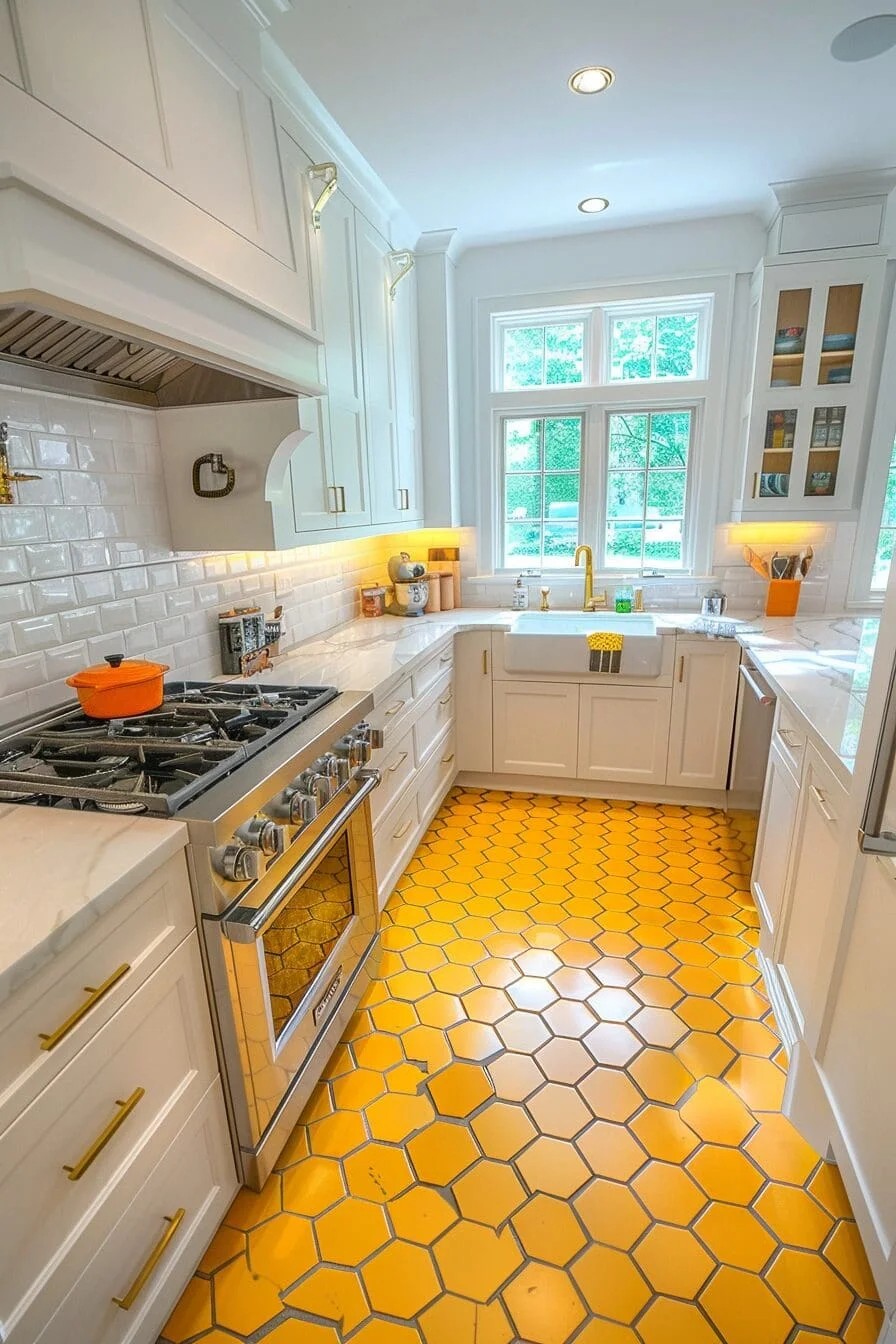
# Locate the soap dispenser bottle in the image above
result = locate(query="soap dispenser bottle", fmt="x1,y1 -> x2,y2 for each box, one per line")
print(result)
511,575 -> 529,611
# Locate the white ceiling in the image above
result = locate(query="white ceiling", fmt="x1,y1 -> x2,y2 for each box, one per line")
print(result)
270,1 -> 896,247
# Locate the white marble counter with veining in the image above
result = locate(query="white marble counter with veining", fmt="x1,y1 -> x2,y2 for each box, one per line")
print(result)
0,806 -> 187,1005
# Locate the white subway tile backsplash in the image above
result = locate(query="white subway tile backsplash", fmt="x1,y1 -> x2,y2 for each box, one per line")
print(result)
99,599 -> 138,633
59,606 -> 102,641
100,474 -> 136,506
165,588 -> 195,615
0,623 -> 15,657
0,652 -> 46,696
34,435 -> 76,469
77,437 -> 117,472
127,623 -> 161,655
46,506 -> 90,542
0,546 -> 28,581
24,542 -> 71,579
62,471 -> 102,505
135,592 -> 168,623
114,566 -> 150,597
44,641 -> 89,681
3,431 -> 34,468
31,577 -> 76,614
1,507 -> 48,543
13,615 -> 62,653
149,562 -> 178,590
156,614 -> 186,645
0,583 -> 33,620
75,571 -> 116,604
16,473 -> 63,506
88,404 -> 129,441
127,410 -> 159,446
0,389 -> 45,431
71,539 -> 111,571
44,395 -> 91,438
87,505 -> 124,537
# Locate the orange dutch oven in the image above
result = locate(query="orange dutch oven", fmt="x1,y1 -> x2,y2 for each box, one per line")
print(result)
66,653 -> 169,719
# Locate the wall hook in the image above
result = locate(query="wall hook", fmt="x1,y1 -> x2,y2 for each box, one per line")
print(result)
192,452 -> 236,499
388,250 -> 415,300
308,162 -> 338,230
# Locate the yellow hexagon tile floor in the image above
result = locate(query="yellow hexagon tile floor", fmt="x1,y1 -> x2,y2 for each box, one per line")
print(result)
159,790 -> 884,1344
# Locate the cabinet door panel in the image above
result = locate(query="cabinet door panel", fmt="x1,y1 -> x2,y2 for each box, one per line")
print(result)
455,633 -> 493,773
493,681 -> 578,778
355,213 -> 401,525
578,685 -> 670,785
392,266 -> 423,520
777,750 -> 844,1031
751,742 -> 799,939
288,396 -> 335,536
16,0 -> 167,167
666,642 -> 739,789
274,126 -> 320,335
0,0 -> 24,85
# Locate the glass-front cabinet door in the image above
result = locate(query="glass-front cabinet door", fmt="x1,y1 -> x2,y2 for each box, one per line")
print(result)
736,256 -> 886,519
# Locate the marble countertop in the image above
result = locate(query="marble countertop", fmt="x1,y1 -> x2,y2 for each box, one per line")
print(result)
0,806 -> 187,1005
262,607 -> 878,784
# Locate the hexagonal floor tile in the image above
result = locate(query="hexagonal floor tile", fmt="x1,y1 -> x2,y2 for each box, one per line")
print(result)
433,1221 -> 524,1301
629,1104 -> 700,1162
361,1239 -> 441,1318
633,1223 -> 715,1297
472,1099 -> 538,1159
766,1247 -> 854,1333
502,1262 -> 587,1344
511,1193 -> 587,1267
526,1082 -> 592,1139
637,1298 -> 724,1344
570,1244 -> 651,1323
246,1212 -> 317,1288
632,1160 -> 708,1226
314,1198 -> 390,1267
419,1295 -> 513,1344
699,1265 -> 794,1344
694,1203 -> 777,1272
687,1144 -> 766,1205
754,1183 -> 835,1249
680,1077 -> 757,1146
343,1141 -> 415,1203
453,1158 -> 527,1226
576,1120 -> 648,1182
573,1178 -> 650,1250
428,1061 -> 493,1117
517,1135 -> 591,1198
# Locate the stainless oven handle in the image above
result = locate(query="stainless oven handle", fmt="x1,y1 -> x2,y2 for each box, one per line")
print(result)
739,662 -> 775,706
221,770 -> 380,943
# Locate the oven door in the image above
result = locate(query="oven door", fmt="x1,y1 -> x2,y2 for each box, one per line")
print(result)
216,770 -> 379,1146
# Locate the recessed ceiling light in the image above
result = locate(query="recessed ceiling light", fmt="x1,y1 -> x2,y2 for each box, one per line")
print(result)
831,13 -> 896,60
578,196 -> 610,214
569,66 -> 615,94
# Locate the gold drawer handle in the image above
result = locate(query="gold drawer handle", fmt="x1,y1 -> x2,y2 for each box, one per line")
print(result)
440,652 -> 452,663
441,752 -> 455,765
439,689 -> 453,706
385,699 -> 407,718
387,752 -> 409,774
113,1207 -> 186,1311
39,963 -> 131,1052
393,819 -> 414,841
63,1087 -> 145,1182
778,728 -> 803,749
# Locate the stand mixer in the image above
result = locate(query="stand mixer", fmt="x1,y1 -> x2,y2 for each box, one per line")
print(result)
387,552 -> 429,617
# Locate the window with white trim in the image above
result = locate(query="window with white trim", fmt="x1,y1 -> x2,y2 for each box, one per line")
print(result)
871,436 -> 896,592
489,291 -> 714,574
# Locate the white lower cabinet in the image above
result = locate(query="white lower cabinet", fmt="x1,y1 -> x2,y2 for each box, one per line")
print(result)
32,1083 -> 234,1344
666,640 -> 741,790
776,745 -> 846,1033
455,632 -> 494,773
752,739 -> 800,940
492,681 -> 579,778
577,685 -> 671,785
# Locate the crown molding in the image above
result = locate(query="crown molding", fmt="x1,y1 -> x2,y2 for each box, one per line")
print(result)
415,229 -> 464,264
770,168 -> 896,210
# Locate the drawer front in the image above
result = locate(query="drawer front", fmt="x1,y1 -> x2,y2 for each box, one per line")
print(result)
369,673 -> 414,756
774,702 -> 807,780
412,643 -> 454,699
29,1082 -> 235,1344
374,791 -> 420,903
0,851 -> 194,1134
371,726 -> 416,826
418,725 -> 456,826
0,933 -> 218,1336
414,669 -> 455,765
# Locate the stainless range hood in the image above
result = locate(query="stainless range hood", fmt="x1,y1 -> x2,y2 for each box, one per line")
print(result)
0,304 -> 293,408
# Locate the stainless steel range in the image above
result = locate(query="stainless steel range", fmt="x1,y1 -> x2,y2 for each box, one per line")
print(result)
0,681 -> 382,1188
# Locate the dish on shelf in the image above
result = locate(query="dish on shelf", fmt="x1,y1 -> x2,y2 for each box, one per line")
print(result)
807,470 -> 835,496
821,332 -> 856,352
760,471 -> 790,498
775,326 -> 805,354
771,378 -> 796,388
826,366 -> 852,384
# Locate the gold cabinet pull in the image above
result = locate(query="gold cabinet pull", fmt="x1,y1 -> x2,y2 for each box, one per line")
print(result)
441,752 -> 455,766
385,699 -> 406,718
482,649 -> 489,675
393,818 -> 414,841
113,1208 -> 186,1311
677,655 -> 685,683
387,751 -> 409,774
439,689 -> 453,706
39,963 -> 130,1052
63,1087 -> 145,1182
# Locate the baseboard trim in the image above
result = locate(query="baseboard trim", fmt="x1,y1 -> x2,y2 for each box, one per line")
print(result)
455,771 -> 740,810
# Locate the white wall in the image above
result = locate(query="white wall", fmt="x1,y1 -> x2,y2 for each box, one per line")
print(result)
0,379 -> 471,719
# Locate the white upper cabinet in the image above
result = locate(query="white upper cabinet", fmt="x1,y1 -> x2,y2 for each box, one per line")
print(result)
355,213 -> 400,525
0,1 -> 23,84
391,259 -> 424,522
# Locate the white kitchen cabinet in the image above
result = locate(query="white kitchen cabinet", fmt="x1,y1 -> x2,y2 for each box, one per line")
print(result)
355,213 -> 401,526
577,685 -> 671,786
776,745 -> 846,1033
390,260 -> 424,521
751,738 -> 800,942
492,681 -> 579,778
15,0 -> 292,264
666,640 -> 740,790
455,633 -> 494,773
275,123 -> 323,338
0,1 -> 23,85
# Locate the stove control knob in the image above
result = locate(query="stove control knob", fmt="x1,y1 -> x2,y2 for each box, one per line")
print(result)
350,724 -> 374,766
236,818 -> 287,857
356,721 -> 381,754
313,755 -> 340,800
213,843 -> 260,883
267,791 -> 316,826
331,738 -> 354,785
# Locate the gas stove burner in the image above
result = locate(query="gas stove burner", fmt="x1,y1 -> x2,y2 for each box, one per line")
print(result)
0,679 -> 341,815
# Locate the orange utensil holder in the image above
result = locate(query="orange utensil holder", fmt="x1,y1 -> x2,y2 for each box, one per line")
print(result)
765,579 -> 801,617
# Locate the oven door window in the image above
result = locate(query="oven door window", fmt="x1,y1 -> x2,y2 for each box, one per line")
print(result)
262,830 -> 354,1039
